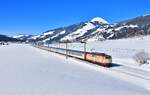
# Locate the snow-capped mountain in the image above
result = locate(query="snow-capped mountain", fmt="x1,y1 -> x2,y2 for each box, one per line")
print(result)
61,22 -> 96,41
13,34 -> 33,41
29,17 -> 108,43
86,14 -> 150,41
15,14 -> 150,43
0,34 -> 20,42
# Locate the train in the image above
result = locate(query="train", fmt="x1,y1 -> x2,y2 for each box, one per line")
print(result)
33,45 -> 112,67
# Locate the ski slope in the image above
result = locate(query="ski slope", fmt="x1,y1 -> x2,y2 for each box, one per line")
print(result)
0,44 -> 150,95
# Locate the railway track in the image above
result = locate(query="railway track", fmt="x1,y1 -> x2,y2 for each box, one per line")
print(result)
111,65 -> 150,81
110,64 -> 150,90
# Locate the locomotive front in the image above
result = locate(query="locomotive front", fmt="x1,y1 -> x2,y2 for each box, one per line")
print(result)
104,55 -> 112,66
85,52 -> 112,67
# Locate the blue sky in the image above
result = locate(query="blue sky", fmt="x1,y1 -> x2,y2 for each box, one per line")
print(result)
0,0 -> 149,36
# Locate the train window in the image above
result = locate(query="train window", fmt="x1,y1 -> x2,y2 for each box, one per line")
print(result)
70,51 -> 83,56
106,56 -> 111,59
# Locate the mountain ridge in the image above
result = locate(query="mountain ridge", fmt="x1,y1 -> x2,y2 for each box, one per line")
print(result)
0,34 -> 21,42
13,14 -> 150,43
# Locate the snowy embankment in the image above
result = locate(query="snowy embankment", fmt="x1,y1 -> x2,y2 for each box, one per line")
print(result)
0,44 -> 150,95
49,36 -> 150,71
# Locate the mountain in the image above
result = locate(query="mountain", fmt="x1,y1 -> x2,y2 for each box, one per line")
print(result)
14,14 -> 150,43
86,14 -> 150,41
13,34 -> 33,41
28,17 -> 108,43
0,34 -> 20,42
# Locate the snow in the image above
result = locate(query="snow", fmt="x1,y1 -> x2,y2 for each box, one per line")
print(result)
51,34 -> 58,39
13,35 -> 24,38
87,38 -> 98,42
115,24 -> 138,31
37,31 -> 55,40
107,33 -> 114,39
107,28 -> 113,32
143,14 -> 150,17
95,28 -> 105,32
13,34 -> 32,39
87,35 -> 105,42
59,30 -> 66,34
51,30 -> 66,39
43,37 -> 51,42
61,22 -> 95,41
0,44 -> 149,95
43,30 -> 66,42
31,35 -> 41,40
91,17 -> 108,24
43,31 -> 54,36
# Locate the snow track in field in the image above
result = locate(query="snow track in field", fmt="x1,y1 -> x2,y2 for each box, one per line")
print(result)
112,65 -> 150,81
110,65 -> 150,90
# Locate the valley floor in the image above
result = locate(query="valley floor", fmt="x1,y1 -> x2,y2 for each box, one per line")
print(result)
0,44 -> 150,95
49,36 -> 150,71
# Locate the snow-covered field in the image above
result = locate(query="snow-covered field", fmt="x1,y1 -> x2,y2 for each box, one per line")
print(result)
0,44 -> 150,95
49,36 -> 150,71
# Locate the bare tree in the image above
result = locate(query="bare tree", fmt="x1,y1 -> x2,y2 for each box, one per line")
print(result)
133,50 -> 149,65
